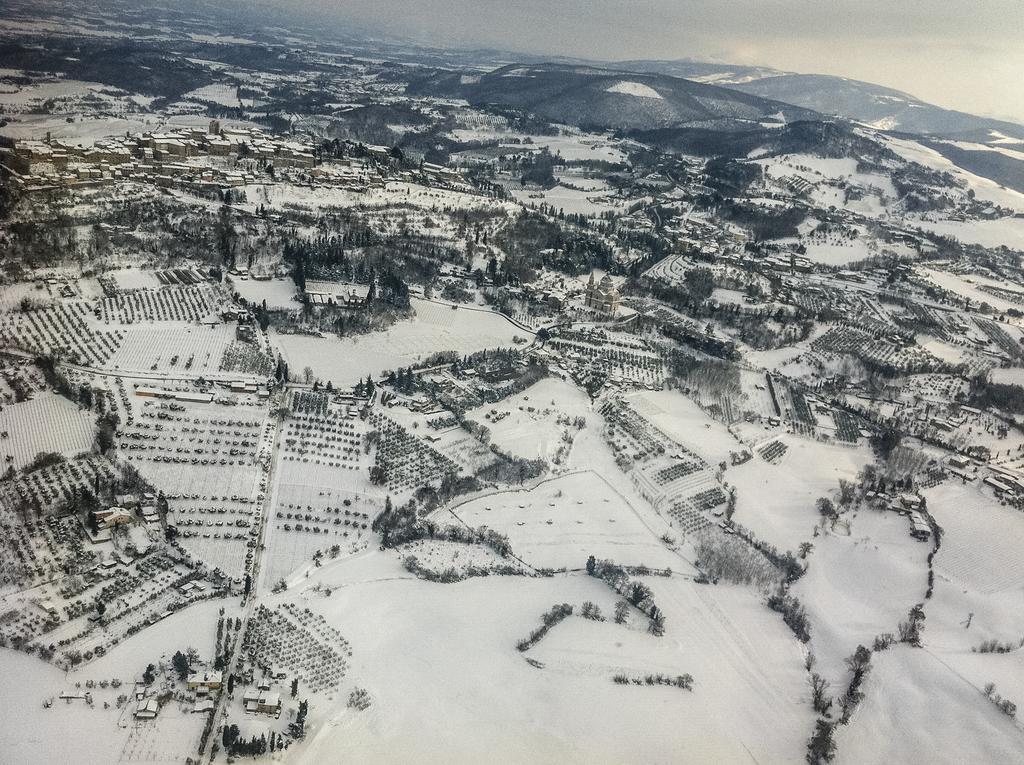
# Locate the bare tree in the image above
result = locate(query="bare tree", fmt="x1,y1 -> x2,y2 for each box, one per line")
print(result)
809,673 -> 832,714
897,604 -> 926,646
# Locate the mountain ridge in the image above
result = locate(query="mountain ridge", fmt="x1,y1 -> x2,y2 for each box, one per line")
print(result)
602,58 -> 1024,141
407,62 -> 818,132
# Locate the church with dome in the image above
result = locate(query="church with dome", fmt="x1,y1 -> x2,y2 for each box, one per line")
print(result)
585,272 -> 621,315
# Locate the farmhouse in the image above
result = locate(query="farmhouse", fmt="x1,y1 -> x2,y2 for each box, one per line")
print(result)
898,493 -> 923,511
93,506 -> 134,529
909,513 -> 932,541
948,455 -> 972,470
243,688 -> 282,715
187,670 -> 224,693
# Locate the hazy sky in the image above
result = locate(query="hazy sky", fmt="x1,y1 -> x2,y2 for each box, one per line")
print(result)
313,0 -> 1024,123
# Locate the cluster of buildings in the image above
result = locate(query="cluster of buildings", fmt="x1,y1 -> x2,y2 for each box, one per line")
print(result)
866,491 -> 932,542
301,151 -> 468,192
0,122 -> 473,198
0,120 -> 315,191
982,463 -> 1024,497
188,667 -> 287,718
133,667 -> 224,720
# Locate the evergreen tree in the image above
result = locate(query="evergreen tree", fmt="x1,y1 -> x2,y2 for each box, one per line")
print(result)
222,723 -> 240,749
293,254 -> 306,292
172,650 -> 191,680
614,600 -> 629,625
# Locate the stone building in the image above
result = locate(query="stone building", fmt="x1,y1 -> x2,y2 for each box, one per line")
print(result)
585,272 -> 621,315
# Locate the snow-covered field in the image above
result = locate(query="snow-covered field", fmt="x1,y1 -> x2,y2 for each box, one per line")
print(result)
917,217 -> 1024,251
110,268 -> 164,292
282,552 -> 813,765
625,390 -> 741,465
800,237 -> 877,266
794,510 -> 928,684
275,300 -> 524,387
727,437 -> 872,552
465,377 -> 589,462
924,481 -> 1024,597
447,470 -> 682,570
230,277 -> 298,309
0,393 -> 95,469
919,267 -> 1023,314
835,647 -> 1024,765
606,81 -> 664,99
105,323 -> 237,375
